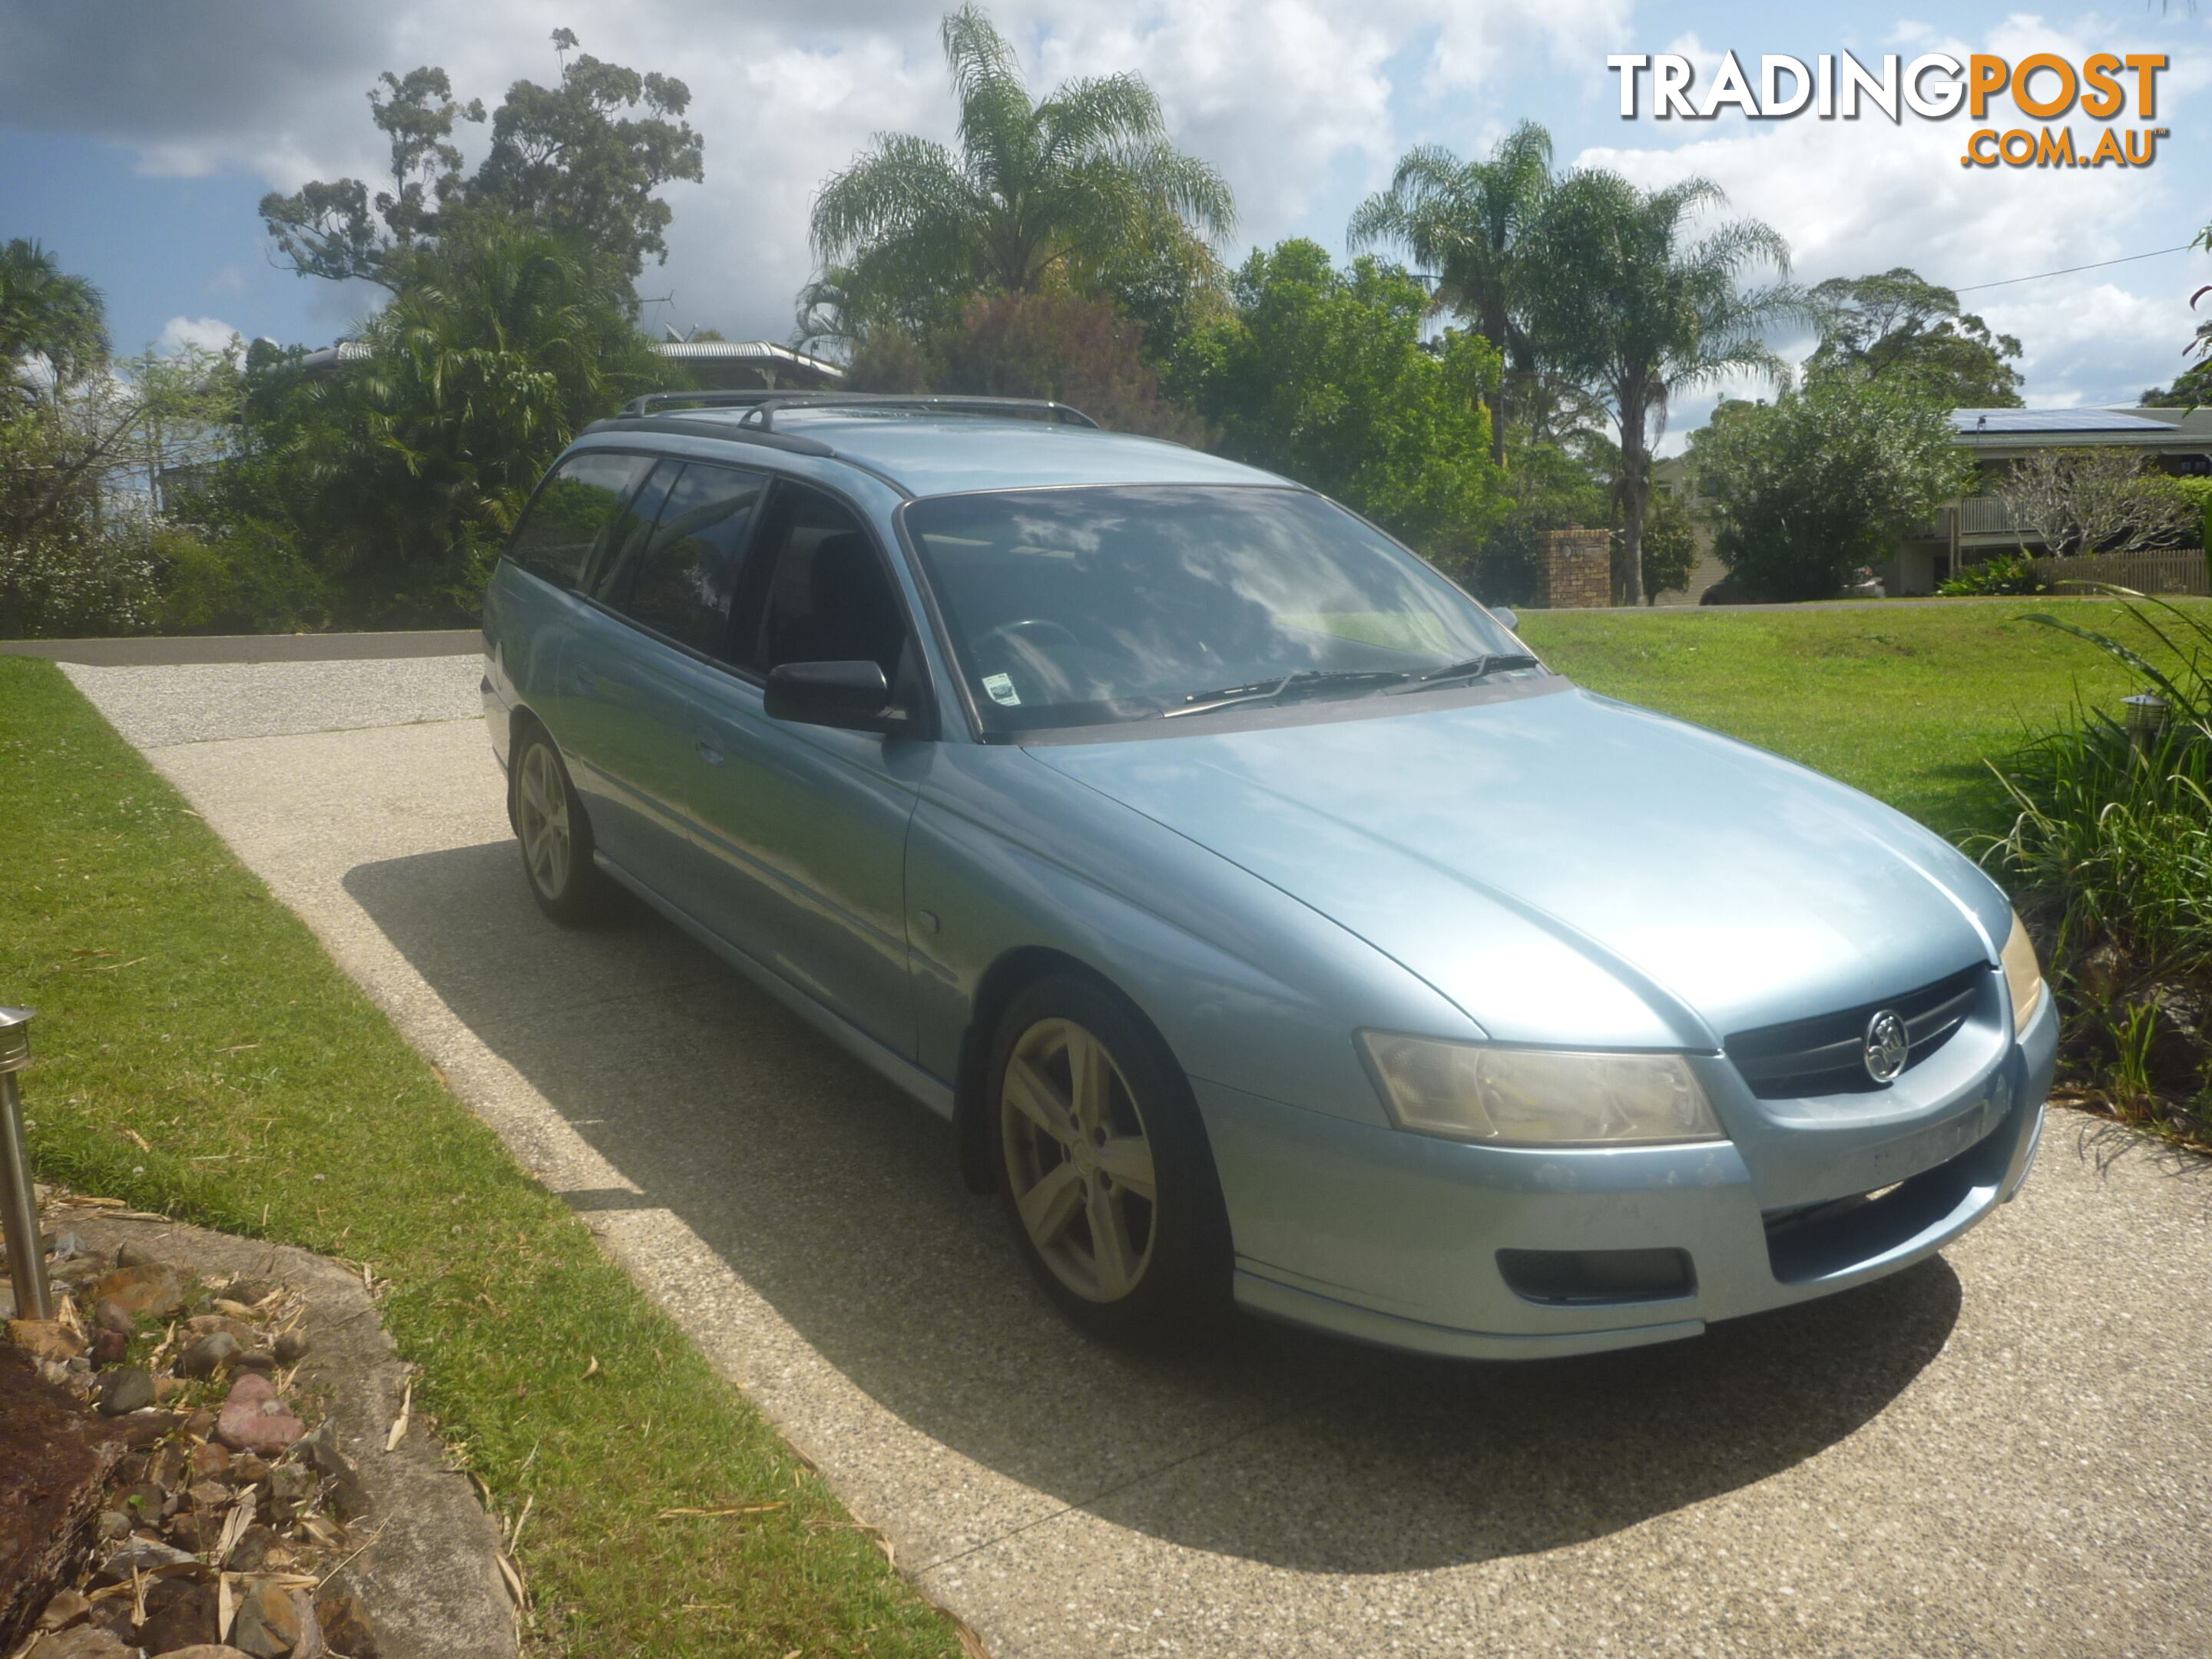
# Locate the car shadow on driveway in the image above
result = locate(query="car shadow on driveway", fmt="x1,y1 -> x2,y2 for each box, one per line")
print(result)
345,840 -> 1962,1575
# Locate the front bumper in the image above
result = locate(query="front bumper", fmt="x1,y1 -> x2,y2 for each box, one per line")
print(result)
1204,989 -> 2057,1360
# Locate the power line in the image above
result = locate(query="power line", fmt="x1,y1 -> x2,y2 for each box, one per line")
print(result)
1952,243 -> 2197,293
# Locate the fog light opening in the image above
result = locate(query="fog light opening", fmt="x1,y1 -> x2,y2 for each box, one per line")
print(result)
1495,1247 -> 1697,1307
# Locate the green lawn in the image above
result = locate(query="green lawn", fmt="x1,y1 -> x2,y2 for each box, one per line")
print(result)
0,657 -> 967,1659
1518,598 -> 2187,840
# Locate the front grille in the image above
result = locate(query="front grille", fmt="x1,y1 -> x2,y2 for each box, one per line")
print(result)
1724,965 -> 1987,1099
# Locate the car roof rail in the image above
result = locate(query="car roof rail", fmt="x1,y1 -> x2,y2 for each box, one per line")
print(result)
615,389 -> 1101,429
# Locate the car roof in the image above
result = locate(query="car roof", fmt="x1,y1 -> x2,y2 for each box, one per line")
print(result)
601,405 -> 1293,498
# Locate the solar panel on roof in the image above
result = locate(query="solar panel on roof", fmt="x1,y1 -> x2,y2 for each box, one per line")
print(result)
1950,409 -> 2170,433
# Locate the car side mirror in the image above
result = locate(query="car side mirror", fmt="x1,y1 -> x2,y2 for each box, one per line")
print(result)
1491,607 -> 1519,633
764,660 -> 893,732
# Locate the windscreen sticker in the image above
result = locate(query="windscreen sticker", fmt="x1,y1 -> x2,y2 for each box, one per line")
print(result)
982,673 -> 1022,707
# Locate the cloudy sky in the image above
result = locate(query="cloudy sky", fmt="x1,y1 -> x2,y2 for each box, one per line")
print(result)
3,0 -> 2207,444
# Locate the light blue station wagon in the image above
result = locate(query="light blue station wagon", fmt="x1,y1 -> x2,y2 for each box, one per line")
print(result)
481,392 -> 2055,1357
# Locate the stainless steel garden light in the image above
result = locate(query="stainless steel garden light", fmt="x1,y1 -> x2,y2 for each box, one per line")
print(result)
0,1007 -> 51,1323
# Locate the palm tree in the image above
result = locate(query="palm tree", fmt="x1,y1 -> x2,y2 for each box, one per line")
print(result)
0,240 -> 109,395
807,4 -> 1233,339
1346,123 -> 1552,465
1525,172 -> 1801,604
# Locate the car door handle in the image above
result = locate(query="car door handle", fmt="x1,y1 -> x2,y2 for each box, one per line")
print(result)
696,738 -> 724,765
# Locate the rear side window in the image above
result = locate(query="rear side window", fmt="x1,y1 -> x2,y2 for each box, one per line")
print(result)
616,464 -> 768,655
507,452 -> 652,589
735,485 -> 908,682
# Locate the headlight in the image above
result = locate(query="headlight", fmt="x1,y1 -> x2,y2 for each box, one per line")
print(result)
2001,911 -> 2045,1036
1359,1032 -> 1724,1147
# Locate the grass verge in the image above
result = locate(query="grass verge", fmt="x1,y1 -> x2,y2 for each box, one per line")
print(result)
1518,598 -> 2200,839
0,654 -> 968,1659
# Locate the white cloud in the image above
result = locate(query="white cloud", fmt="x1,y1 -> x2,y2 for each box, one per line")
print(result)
1575,11 -> 2212,425
158,316 -> 243,356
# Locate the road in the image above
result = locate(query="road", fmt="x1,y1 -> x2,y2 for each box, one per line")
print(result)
52,641 -> 2212,1659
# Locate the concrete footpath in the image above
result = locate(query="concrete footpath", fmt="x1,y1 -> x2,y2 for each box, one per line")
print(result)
48,645 -> 2212,1659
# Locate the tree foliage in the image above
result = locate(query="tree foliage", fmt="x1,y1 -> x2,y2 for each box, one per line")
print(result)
1995,449 -> 2200,559
1523,171 -> 1800,604
1638,488 -> 1698,602
1690,373 -> 1969,601
1171,240 -> 1505,561
214,221 -> 660,624
1806,268 -> 2023,407
260,33 -> 702,289
806,5 -> 1233,341
0,239 -> 110,394
1346,121 -> 1552,464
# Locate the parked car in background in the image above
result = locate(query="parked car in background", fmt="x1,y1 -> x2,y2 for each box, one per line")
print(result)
482,392 -> 2054,1356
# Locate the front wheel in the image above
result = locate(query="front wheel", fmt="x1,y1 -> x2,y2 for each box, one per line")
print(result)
991,975 -> 1231,1344
512,726 -> 606,924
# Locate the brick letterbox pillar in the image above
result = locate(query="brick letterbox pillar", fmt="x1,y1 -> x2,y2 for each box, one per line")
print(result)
1532,528 -> 1614,608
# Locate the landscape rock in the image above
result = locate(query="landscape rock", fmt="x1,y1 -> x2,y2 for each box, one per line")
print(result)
91,1300 -> 133,1336
88,1330 -> 127,1367
35,1588 -> 91,1631
232,1349 -> 276,1376
215,1373 -> 306,1455
314,1595 -> 378,1658
190,1440 -> 231,1479
273,1332 -> 309,1366
8,1320 -> 84,1365
136,1579 -> 218,1655
228,1581 -> 303,1659
183,1315 -> 257,1344
25,1627 -> 131,1659
178,1333 -> 238,1379
91,1263 -> 191,1320
90,1537 -> 194,1584
94,1511 -> 129,1542
92,1367 -> 154,1416
149,1647 -> 257,1659
114,1409 -> 184,1449
114,1242 -> 163,1269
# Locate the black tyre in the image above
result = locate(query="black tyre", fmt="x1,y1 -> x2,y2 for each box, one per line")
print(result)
511,724 -> 607,924
990,975 -> 1232,1345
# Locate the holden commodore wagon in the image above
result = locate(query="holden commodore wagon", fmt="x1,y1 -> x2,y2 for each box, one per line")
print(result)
481,391 -> 2053,1356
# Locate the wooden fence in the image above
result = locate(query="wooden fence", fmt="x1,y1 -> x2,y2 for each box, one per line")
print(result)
2035,548 -> 2211,596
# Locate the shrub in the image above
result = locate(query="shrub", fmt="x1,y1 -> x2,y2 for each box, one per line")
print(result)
1938,550 -> 2045,596
0,524 -> 161,637
1984,590 -> 2212,1144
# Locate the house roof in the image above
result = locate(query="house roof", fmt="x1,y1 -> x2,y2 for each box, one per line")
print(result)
1951,404 -> 2212,455
295,338 -> 843,385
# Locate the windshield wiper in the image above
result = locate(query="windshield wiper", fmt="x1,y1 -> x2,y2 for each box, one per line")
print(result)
1163,669 -> 1409,719
1386,652 -> 1542,694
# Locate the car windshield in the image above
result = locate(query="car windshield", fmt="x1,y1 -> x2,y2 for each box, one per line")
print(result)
902,485 -> 1532,733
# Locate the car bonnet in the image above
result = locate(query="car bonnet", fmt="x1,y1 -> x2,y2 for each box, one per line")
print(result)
1025,686 -> 2008,1049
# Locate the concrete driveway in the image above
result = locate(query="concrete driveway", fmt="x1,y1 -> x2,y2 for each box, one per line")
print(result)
55,645 -> 2212,1659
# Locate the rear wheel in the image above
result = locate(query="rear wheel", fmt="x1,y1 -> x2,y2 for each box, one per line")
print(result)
991,975 -> 1230,1344
512,726 -> 605,923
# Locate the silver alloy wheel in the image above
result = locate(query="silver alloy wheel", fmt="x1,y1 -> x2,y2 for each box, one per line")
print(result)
516,740 -> 572,899
1000,1016 -> 1159,1302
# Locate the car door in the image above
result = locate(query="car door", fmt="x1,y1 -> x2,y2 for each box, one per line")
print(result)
495,449 -> 659,761
685,481 -> 928,1057
556,461 -> 768,907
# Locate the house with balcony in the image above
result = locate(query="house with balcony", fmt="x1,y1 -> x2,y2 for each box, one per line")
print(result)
1654,404 -> 2212,601
1888,406 -> 2212,594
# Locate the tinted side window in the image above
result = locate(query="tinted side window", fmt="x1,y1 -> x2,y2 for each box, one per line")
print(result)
508,452 -> 651,589
588,461 -> 680,606
737,487 -> 907,680
618,464 -> 768,655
